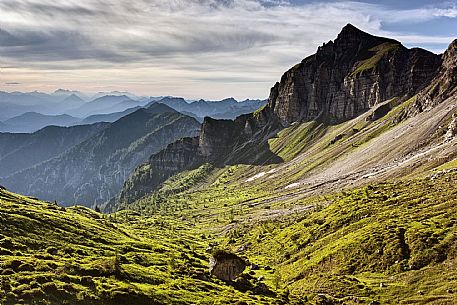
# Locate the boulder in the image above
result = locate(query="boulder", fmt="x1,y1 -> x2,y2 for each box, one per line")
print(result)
236,242 -> 252,253
445,114 -> 457,141
250,263 -> 259,270
209,250 -> 247,281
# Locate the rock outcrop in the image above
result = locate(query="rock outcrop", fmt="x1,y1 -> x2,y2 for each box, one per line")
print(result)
118,113 -> 282,204
265,24 -> 441,125
408,39 -> 457,115
119,137 -> 204,204
209,251 -> 247,281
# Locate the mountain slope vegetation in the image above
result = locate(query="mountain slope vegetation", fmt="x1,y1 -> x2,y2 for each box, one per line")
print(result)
1,160 -> 455,304
2,105 -> 200,207
0,188 -> 277,305
114,25 -> 457,304
1,25 -> 456,305
0,123 -> 109,178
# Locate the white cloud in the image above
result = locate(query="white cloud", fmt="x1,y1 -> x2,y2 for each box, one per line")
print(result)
432,7 -> 457,18
0,0 -> 455,99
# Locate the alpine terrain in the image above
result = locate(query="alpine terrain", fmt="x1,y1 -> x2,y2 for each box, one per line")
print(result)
0,24 -> 456,305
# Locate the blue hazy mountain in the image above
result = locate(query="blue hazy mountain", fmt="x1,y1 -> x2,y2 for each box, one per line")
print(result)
148,97 -> 267,120
2,112 -> 80,133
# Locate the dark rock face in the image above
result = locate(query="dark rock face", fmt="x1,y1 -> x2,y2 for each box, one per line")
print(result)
209,251 -> 246,281
266,24 -> 441,125
118,113 -> 281,204
199,117 -> 243,157
119,137 -> 204,204
408,39 -> 457,115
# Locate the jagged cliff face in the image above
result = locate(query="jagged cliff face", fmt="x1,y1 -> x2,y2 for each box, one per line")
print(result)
199,117 -> 244,157
119,137 -> 203,204
407,39 -> 457,115
266,24 -> 441,125
119,117 -> 246,204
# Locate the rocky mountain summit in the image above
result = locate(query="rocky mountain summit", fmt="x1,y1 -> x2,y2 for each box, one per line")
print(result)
266,24 -> 441,125
118,24 -> 452,205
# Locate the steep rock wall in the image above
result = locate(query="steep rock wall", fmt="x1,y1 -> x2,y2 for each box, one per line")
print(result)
266,24 -> 441,125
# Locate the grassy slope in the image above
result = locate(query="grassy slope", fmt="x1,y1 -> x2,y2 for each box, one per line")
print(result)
0,189 -> 277,305
119,154 -> 457,305
2,95 -> 457,304
231,171 -> 457,304
351,42 -> 401,76
121,96 -> 457,304
126,162 -> 457,304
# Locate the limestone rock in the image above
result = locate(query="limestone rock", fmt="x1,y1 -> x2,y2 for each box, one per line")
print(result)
117,25 -> 450,207
209,250 -> 246,281
408,39 -> 457,116
199,117 -> 243,157
445,114 -> 457,142
265,24 -> 441,126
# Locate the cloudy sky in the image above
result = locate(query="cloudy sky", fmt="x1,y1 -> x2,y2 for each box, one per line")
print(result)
1,0 -> 456,99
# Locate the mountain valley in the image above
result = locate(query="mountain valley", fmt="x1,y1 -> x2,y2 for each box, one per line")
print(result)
0,24 -> 456,305
0,104 -> 201,207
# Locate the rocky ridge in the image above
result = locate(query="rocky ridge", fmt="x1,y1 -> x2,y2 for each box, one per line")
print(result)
407,39 -> 457,116
118,24 -> 452,206
266,24 -> 441,125
3,105 -> 200,207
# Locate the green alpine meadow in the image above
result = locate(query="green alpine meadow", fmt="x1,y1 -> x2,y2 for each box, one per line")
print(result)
1,1 -> 456,304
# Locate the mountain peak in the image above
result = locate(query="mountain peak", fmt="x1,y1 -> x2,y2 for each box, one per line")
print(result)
339,23 -> 364,35
221,97 -> 237,103
336,23 -> 374,41
160,96 -> 186,102
147,102 -> 178,114
335,23 -> 399,47
54,88 -> 71,94
265,25 -> 440,125
62,93 -> 83,101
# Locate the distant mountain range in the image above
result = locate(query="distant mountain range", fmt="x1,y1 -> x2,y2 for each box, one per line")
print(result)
80,106 -> 142,125
0,104 -> 201,207
2,112 -> 80,133
52,89 -> 90,101
0,93 -> 266,132
0,90 -> 147,119
149,97 -> 267,121
0,123 -> 108,178
68,95 -> 146,117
